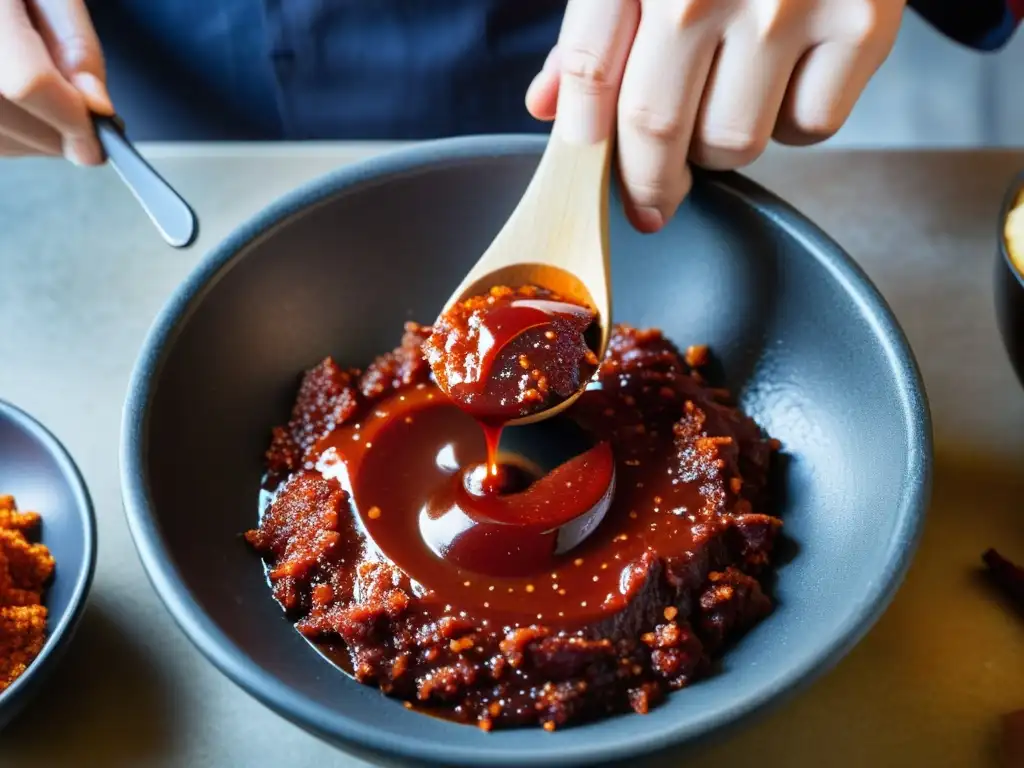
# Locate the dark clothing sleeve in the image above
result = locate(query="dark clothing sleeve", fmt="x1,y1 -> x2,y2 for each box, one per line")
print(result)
909,0 -> 1022,50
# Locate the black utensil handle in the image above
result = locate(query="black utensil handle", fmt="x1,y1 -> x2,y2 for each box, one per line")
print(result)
93,115 -> 198,249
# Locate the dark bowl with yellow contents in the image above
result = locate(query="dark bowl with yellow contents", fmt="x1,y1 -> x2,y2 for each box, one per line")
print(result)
121,135 -> 932,767
996,178 -> 1024,387
0,399 -> 96,730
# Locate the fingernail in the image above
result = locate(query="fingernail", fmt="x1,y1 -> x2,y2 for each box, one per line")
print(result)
63,136 -> 103,167
71,72 -> 114,115
633,206 -> 665,234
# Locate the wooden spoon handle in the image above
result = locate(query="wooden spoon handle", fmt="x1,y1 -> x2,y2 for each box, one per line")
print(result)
504,133 -> 611,271
449,134 -> 612,307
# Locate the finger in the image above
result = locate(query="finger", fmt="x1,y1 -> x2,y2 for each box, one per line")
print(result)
773,42 -> 877,146
774,3 -> 898,146
616,2 -> 719,232
554,0 -> 639,144
0,130 -> 55,157
28,0 -> 113,115
525,47 -> 560,122
0,97 -> 63,154
691,15 -> 808,171
0,0 -> 101,164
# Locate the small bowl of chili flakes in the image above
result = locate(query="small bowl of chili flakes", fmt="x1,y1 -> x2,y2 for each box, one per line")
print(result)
0,399 -> 96,730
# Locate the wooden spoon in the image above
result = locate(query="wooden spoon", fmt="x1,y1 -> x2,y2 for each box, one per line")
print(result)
438,133 -> 614,426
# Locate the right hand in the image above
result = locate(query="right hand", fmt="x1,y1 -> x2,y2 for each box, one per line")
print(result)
0,0 -> 113,165
526,0 -> 902,234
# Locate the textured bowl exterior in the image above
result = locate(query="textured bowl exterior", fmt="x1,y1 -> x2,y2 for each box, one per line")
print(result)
121,135 -> 932,767
0,400 -> 97,730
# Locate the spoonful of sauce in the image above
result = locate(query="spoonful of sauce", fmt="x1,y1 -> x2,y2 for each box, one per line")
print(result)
432,127 -> 614,429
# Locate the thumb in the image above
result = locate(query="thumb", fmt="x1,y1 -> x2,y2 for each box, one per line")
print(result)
31,0 -> 114,116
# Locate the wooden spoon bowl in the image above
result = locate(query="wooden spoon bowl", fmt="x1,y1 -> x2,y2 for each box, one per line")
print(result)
439,133 -> 614,426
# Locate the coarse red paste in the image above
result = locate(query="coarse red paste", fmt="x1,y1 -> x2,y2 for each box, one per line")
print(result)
246,321 -> 782,731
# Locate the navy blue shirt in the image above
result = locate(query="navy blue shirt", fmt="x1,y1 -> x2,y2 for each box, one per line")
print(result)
87,0 -> 1019,141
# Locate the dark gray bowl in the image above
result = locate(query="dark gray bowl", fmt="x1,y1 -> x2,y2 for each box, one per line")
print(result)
121,136 -> 932,767
0,399 -> 96,730
996,172 -> 1024,387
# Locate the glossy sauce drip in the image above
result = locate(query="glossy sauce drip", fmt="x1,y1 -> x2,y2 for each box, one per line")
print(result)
479,423 -> 503,495
314,384 -> 705,630
424,286 -> 599,479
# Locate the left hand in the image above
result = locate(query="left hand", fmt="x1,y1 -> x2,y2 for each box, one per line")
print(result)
526,0 -> 904,233
0,0 -> 113,165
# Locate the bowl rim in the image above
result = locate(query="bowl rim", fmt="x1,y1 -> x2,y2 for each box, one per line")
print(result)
998,171 -> 1024,290
120,134 -> 933,767
0,398 -> 97,711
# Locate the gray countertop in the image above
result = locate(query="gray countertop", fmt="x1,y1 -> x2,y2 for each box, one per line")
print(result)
0,145 -> 1022,767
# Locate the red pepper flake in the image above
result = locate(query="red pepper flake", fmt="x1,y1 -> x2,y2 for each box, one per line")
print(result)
684,344 -> 709,368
